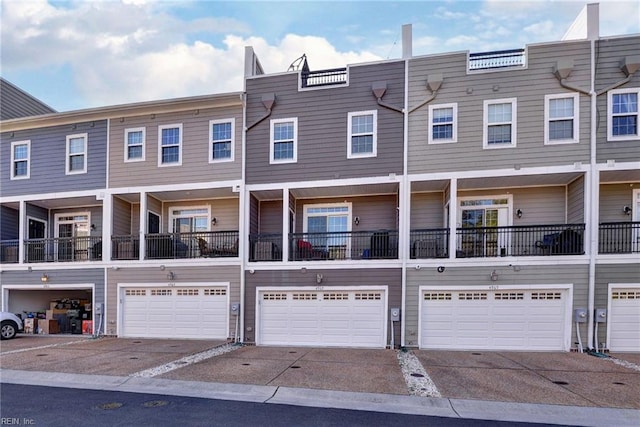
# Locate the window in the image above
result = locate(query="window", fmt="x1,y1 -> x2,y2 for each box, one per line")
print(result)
483,98 -> 517,148
66,133 -> 87,174
11,140 -> 30,179
303,203 -> 352,253
608,88 -> 639,141
209,119 -> 234,163
428,103 -> 457,144
158,124 -> 182,166
124,127 -> 145,162
545,93 -> 579,144
170,207 -> 210,233
270,118 -> 297,164
348,110 -> 377,158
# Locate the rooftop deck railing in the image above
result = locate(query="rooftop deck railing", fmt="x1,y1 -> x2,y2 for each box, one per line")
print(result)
301,68 -> 348,88
468,48 -> 526,71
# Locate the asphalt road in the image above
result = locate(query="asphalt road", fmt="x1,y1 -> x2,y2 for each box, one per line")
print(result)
0,384 -> 565,427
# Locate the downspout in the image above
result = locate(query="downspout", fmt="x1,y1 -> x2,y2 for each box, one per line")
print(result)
246,93 -> 276,131
587,37 -> 597,351
408,74 -> 443,113
400,23 -> 411,348
240,92 -> 247,343
372,82 -> 404,114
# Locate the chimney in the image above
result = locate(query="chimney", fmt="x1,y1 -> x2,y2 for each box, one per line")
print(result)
402,24 -> 412,59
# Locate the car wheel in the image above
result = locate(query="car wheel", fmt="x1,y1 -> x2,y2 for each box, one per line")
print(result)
1,320 -> 17,340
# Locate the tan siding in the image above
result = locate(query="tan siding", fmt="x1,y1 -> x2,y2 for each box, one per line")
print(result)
162,198 -> 239,232
408,40 -> 592,174
113,196 -> 132,235
244,268 -> 402,344
405,264 -> 589,347
259,200 -> 283,233
600,183 -> 638,222
106,266 -> 241,337
109,106 -> 243,188
567,176 -> 585,223
411,192 -> 445,229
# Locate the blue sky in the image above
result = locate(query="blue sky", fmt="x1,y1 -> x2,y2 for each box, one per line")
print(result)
2,0 -> 639,112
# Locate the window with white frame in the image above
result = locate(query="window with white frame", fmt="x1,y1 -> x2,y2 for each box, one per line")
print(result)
303,203 -> 351,251
169,207 -> 210,233
11,140 -> 30,179
124,127 -> 145,162
608,88 -> 639,141
209,119 -> 234,162
270,118 -> 297,164
158,124 -> 182,166
66,133 -> 87,174
348,110 -> 377,158
545,93 -> 579,144
428,103 -> 457,144
483,98 -> 517,148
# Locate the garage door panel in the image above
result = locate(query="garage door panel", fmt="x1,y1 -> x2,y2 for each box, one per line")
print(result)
421,288 -> 568,351
609,288 -> 640,352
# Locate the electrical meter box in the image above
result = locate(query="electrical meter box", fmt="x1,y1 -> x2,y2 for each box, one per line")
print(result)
390,308 -> 401,322
574,308 -> 587,322
595,308 -> 607,323
94,303 -> 103,315
231,303 -> 240,314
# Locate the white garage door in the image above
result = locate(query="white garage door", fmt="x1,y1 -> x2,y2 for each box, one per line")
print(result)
121,286 -> 228,339
258,288 -> 386,348
608,288 -> 640,352
420,287 -> 570,351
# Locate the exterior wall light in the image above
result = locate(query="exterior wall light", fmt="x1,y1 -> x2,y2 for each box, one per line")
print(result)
41,274 -> 49,283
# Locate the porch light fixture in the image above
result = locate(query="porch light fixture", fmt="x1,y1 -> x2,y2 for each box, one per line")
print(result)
211,217 -> 217,226
354,216 -> 360,226
160,265 -> 165,271
40,274 -> 49,283
90,224 -> 96,231
316,273 -> 323,284
490,270 -> 498,282
516,209 -> 523,219
167,271 -> 176,281
623,206 -> 632,215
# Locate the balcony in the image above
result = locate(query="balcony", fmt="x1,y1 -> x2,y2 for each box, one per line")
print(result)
144,231 -> 239,260
290,230 -> 399,261
249,234 -> 283,262
409,229 -> 450,259
0,240 -> 19,263
455,224 -> 585,258
599,222 -> 640,254
23,236 -> 103,263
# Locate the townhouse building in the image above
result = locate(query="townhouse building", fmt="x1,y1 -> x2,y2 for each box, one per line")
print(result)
1,3 -> 637,352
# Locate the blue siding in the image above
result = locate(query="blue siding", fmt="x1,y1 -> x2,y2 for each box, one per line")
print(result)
1,120 -> 108,197
0,206 -> 19,240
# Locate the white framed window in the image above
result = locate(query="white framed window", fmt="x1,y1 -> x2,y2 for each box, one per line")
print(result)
209,119 -> 234,163
483,98 -> 517,149
303,202 -> 352,254
608,88 -> 639,141
10,140 -> 30,180
270,118 -> 297,164
169,206 -> 211,233
66,133 -> 87,174
158,124 -> 182,166
348,110 -> 377,158
124,127 -> 145,162
428,103 -> 457,144
545,93 -> 579,144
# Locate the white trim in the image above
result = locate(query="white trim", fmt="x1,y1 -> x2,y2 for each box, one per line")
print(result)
428,103 -> 457,144
124,127 -> 146,163
544,93 -> 580,145
168,205 -> 211,233
65,133 -> 88,175
269,117 -> 298,164
209,118 -> 235,163
54,211 -> 91,238
606,282 -> 640,351
418,284 -> 573,351
116,282 -> 230,338
457,194 -> 513,226
255,285 -> 388,347
347,110 -> 378,159
483,98 -> 517,149
26,216 -> 47,239
302,202 -> 353,233
157,123 -> 183,167
607,87 -> 640,142
10,140 -> 31,180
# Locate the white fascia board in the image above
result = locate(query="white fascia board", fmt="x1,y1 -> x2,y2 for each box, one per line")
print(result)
245,174 -> 401,192
0,189 -> 106,204
407,164 -> 590,183
106,179 -> 243,195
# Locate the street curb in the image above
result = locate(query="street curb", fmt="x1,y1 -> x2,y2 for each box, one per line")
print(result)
2,369 -> 639,426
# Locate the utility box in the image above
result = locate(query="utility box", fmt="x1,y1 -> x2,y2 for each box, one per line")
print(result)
595,308 -> 607,323
390,308 -> 401,322
94,303 -> 103,315
574,308 -> 587,323
231,303 -> 240,314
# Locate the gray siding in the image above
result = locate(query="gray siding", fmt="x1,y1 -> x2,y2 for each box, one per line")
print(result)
0,78 -> 56,120
244,268 -> 402,344
106,266 -> 241,337
161,198 -> 239,232
1,120 -> 107,197
411,192 -> 445,229
250,195 -> 259,234
408,40 -> 592,173
567,176 -> 585,223
113,196 -> 133,235
245,61 -> 405,184
0,268 -> 105,312
404,264 -> 589,348
259,200 -> 283,233
108,106 -> 243,188
1,206 -> 19,240
595,36 -> 640,163
599,183 -> 637,222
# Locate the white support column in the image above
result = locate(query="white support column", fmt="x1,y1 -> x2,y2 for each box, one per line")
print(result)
139,192 -> 147,261
102,194 -> 112,262
448,178 -> 458,259
18,200 -> 26,264
282,188 -> 289,263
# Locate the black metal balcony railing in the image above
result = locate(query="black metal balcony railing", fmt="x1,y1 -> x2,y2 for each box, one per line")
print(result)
111,235 -> 140,260
469,48 -> 526,71
249,233 -> 283,262
289,230 -> 399,261
145,231 -> 239,260
301,68 -> 348,88
599,222 -> 640,254
456,224 -> 585,258
410,229 -> 450,259
23,236 -> 103,263
0,240 -> 20,263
